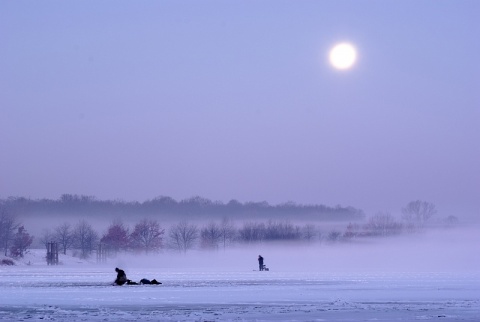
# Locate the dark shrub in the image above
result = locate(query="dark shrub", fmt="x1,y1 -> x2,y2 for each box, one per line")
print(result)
1,258 -> 15,266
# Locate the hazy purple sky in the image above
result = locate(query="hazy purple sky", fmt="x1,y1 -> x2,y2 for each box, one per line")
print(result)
1,1 -> 479,217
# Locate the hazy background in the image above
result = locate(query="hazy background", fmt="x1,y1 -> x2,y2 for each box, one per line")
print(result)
1,1 -> 479,218
111,226 -> 480,274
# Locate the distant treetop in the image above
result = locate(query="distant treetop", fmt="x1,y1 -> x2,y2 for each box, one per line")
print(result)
1,195 -> 365,222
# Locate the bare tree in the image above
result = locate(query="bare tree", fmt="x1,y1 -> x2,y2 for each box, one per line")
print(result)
0,208 -> 19,256
200,221 -> 222,249
73,220 -> 98,258
264,220 -> 301,241
219,217 -> 236,249
101,219 -> 130,253
402,200 -> 437,228
238,222 -> 265,243
168,221 -> 199,253
10,226 -> 33,258
327,231 -> 342,243
364,212 -> 403,236
39,228 -> 56,250
343,222 -> 361,239
302,223 -> 317,241
55,223 -> 74,255
444,215 -> 459,227
130,219 -> 164,253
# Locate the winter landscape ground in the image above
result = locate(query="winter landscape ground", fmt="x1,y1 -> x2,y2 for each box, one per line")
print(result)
1,229 -> 479,321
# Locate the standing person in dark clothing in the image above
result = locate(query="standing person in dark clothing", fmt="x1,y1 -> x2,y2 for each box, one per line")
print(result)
258,255 -> 264,271
114,267 -> 127,285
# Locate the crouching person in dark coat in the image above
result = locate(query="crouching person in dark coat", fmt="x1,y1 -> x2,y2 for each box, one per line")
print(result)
114,267 -> 127,286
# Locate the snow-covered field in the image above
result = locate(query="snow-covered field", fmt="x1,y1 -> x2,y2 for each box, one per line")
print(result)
1,233 -> 479,321
1,266 -> 479,321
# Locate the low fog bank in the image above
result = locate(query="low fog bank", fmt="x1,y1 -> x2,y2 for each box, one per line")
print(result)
3,199 -> 478,274
110,226 -> 479,275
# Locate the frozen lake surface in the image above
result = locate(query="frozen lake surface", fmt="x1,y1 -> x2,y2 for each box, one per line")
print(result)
2,234 -> 480,322
1,265 -> 479,321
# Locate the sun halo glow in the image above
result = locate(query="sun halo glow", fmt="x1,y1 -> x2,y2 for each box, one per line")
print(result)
329,43 -> 357,70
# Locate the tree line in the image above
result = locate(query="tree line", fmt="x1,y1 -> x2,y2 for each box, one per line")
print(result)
0,195 -> 364,221
0,214 -> 323,259
1,200 -> 457,261
336,200 -> 458,242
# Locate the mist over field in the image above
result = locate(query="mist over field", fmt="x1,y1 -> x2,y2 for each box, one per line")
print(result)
107,225 -> 479,275
2,195 -> 477,272
1,194 -> 476,281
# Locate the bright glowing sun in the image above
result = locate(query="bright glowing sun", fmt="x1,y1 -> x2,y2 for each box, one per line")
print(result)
329,43 -> 357,70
